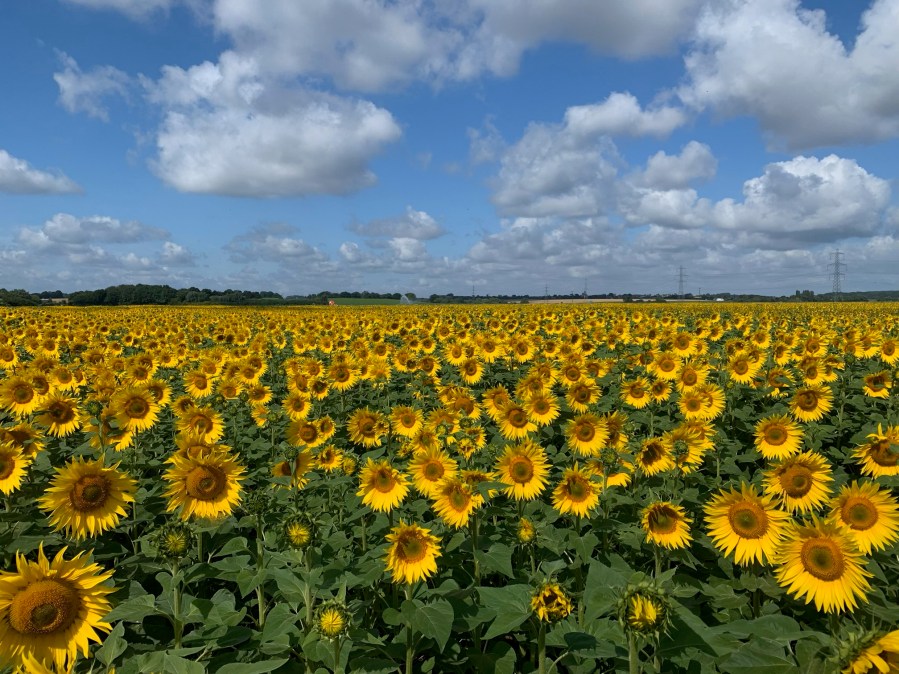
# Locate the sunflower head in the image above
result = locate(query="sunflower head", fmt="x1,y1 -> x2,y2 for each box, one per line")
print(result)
517,517 -> 536,544
531,581 -> 573,623
281,513 -> 315,550
834,628 -> 899,674
314,599 -> 352,641
152,521 -> 196,562
617,582 -> 671,638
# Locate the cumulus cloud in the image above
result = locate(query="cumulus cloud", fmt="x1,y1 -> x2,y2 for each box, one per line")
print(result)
349,207 -> 445,240
680,0 -> 899,149
0,150 -> 82,194
54,52 -> 130,121
225,223 -> 331,265
18,213 -> 168,251
563,93 -> 687,139
147,52 -> 401,197
637,141 -> 717,190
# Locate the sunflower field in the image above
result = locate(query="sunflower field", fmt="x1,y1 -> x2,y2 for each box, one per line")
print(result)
1,303 -> 899,674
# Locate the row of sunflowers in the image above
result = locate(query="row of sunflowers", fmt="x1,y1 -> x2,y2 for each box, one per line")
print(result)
1,303 -> 898,673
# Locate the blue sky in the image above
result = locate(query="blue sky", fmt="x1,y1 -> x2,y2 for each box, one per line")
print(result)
1,0 -> 898,297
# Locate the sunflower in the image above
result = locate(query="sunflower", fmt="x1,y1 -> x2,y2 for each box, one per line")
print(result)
482,386 -> 512,422
286,419 -> 325,449
642,502 -> 692,550
635,437 -> 674,476
604,411 -> 629,451
662,424 -> 706,474
314,599 -> 351,641
829,481 -> 899,554
727,352 -> 763,384
705,483 -> 791,566
0,545 -> 114,671
390,405 -> 424,438
524,393 -> 561,426
862,371 -> 892,399
164,447 -> 245,520
33,393 -> 83,438
432,477 -> 483,528
675,361 -> 709,391
183,370 -> 214,399
110,385 -> 161,433
497,402 -> 537,440
754,415 -> 803,460
384,522 -> 441,584
774,517 -> 871,614
552,464 -> 600,518
0,444 -> 30,495
408,448 -> 457,498
566,381 -> 600,413
357,459 -> 409,513
763,451 -> 833,513
0,376 -> 44,417
39,457 -> 136,540
494,440 -> 550,501
531,582 -> 573,623
677,388 -> 710,420
696,383 -> 725,420
315,445 -> 343,472
565,413 -> 608,457
175,405 -> 224,443
841,630 -> 899,674
854,425 -> 899,478
0,423 -> 44,458
649,351 -> 681,381
621,377 -> 652,409
347,408 -> 389,448
789,384 -> 834,422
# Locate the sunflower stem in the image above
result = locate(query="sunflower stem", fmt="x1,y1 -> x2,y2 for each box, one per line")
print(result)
405,584 -> 415,674
628,631 -> 640,674
361,512 -> 368,554
537,620 -> 547,674
171,562 -> 183,649
197,530 -> 204,565
333,636 -> 343,674
255,514 -> 267,629
304,548 -> 314,631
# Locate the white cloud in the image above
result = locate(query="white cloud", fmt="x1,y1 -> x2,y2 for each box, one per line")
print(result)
147,53 -> 401,197
564,93 -> 687,139
637,141 -> 717,190
711,155 -> 890,246
160,241 -> 197,266
18,213 -> 168,251
680,0 -> 899,149
225,223 -> 332,265
0,150 -> 82,194
468,118 -> 505,165
53,52 -> 130,121
350,207 -> 445,240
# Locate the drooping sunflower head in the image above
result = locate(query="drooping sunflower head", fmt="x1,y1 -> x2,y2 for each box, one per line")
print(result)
862,371 -> 892,399
854,425 -> 899,478
0,545 -> 115,671
531,581 -> 573,623
384,521 -> 441,585
835,628 -> 899,674
0,444 -> 30,496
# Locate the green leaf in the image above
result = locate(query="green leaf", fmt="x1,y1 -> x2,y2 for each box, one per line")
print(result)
475,543 -> 515,578
583,560 -> 627,623
137,651 -> 206,674
415,599 -> 454,652
215,658 -> 288,674
477,585 -> 533,639
103,593 -> 158,623
95,622 -> 127,666
718,637 -> 797,673
215,536 -> 250,557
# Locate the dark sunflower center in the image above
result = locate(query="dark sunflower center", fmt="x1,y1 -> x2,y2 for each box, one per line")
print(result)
733,360 -> 749,375
764,425 -> 787,446
360,419 -> 376,436
682,371 -> 698,386
659,359 -> 675,372
565,477 -> 589,502
448,487 -> 471,510
9,579 -> 80,636
801,538 -> 845,581
186,465 -> 227,500
641,441 -> 664,465
797,392 -> 819,411
464,361 -> 479,375
727,502 -> 768,539
48,402 -> 76,423
628,385 -> 645,398
13,385 -> 34,404
576,423 -> 595,442
333,367 -> 350,382
533,399 -> 550,414
841,497 -> 878,530
684,397 -> 702,412
509,456 -> 534,484
126,397 -> 149,418
70,474 -> 111,511
399,535 -> 427,563
573,387 -> 590,403
508,409 -> 528,428
867,376 -> 886,391
779,465 -> 813,498
649,507 -> 678,534
423,461 -> 444,481
299,425 -> 318,442
0,455 -> 14,479
372,468 -> 397,493
870,440 -> 899,467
